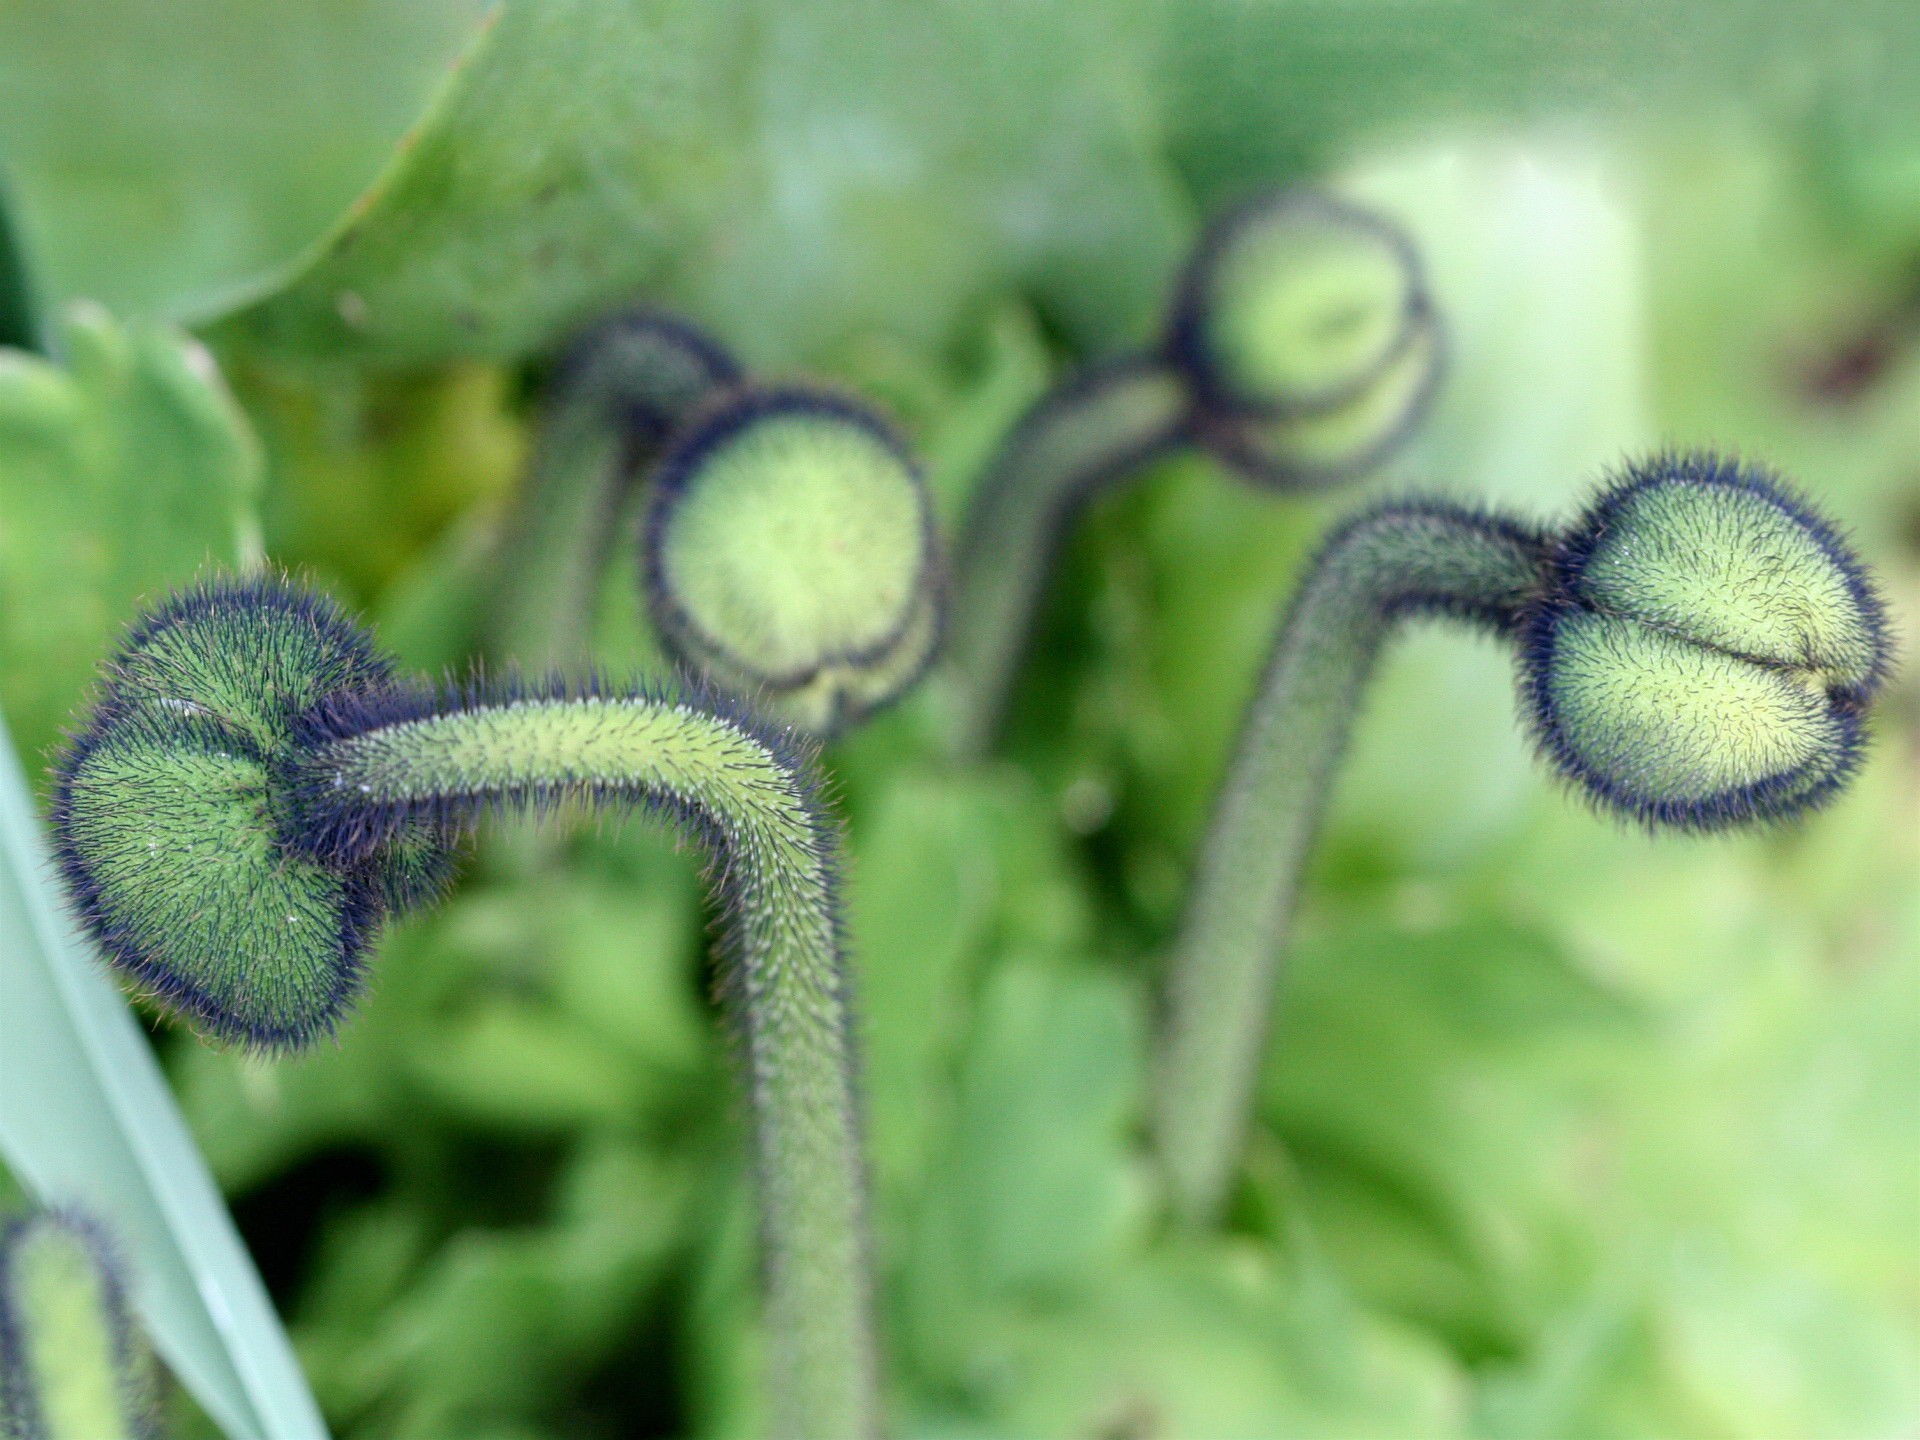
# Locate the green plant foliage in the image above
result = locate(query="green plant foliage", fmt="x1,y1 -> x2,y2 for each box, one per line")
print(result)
0,305 -> 260,771
0,0 -> 492,320
216,0 -> 1183,367
3,9 -> 1918,1440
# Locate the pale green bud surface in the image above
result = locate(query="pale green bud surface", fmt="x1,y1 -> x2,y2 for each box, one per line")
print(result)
648,389 -> 937,734
1570,477 -> 1882,686
1526,457 -> 1891,828
1203,316 -> 1442,486
1176,194 -> 1424,414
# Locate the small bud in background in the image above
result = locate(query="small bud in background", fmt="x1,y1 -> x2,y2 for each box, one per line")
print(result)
644,387 -> 941,736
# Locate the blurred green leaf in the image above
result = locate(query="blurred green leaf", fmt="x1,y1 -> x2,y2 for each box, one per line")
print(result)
0,0 -> 494,320
218,0 -> 1185,368
968,1249 -> 1465,1438
0,304 -> 260,770
1162,0 -> 1920,207
847,768 -> 1002,1192
1260,919 -> 1636,1357
900,956 -> 1148,1388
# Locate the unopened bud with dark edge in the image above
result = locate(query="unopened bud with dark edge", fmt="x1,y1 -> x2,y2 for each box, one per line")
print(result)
947,189 -> 1443,753
1167,190 -> 1432,422
1522,452 -> 1891,828
644,386 -> 941,737
48,579 -> 454,1050
50,573 -> 882,1439
0,1210 -> 158,1440
1155,452 -> 1892,1225
490,310 -> 742,667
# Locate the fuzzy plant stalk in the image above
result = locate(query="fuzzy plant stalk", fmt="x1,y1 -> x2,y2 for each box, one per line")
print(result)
0,1210 -> 158,1440
489,310 -> 742,667
948,190 -> 1444,753
1153,453 -> 1894,1224
49,578 -> 885,1440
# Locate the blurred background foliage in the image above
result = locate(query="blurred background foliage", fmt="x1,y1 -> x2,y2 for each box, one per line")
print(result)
1,1 -> 1916,1436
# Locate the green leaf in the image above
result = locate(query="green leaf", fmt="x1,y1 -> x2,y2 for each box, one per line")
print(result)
974,1249 -> 1465,1438
1260,919 -> 1636,1356
0,305 -> 262,772
0,0 -> 493,320
0,712 -> 326,1440
218,0 -> 1184,367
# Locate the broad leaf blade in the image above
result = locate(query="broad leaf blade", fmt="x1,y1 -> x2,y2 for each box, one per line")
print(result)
0,304 -> 262,770
0,713 -> 328,1440
217,0 -> 1183,367
0,0 -> 494,322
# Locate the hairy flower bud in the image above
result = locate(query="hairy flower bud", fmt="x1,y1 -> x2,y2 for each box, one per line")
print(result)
1168,190 -> 1433,420
48,577 -> 449,1049
643,387 -> 940,736
1522,453 -> 1892,828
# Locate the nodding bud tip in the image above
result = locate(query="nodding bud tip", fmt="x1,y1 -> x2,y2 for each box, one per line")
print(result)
0,1209 -> 157,1440
1167,190 -> 1433,422
1521,452 -> 1894,830
548,307 -> 742,443
47,574 -> 449,1051
644,385 -> 942,736
1196,313 -> 1446,490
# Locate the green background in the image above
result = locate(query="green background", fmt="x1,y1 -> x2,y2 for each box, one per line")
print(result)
1,2 -> 1915,1436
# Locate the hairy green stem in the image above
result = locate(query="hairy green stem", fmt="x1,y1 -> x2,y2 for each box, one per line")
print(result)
302,694 -> 876,1439
1153,502 -> 1549,1223
946,358 -> 1186,754
490,316 -> 739,666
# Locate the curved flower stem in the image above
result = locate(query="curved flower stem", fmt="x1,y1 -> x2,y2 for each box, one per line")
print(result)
1153,501 -> 1551,1225
945,356 -> 1187,755
297,691 -> 876,1440
490,314 -> 740,667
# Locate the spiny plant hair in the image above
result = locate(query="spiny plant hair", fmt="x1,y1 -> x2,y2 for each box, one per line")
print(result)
1313,493 -> 1553,630
0,1208 -> 158,1440
1546,448 -> 1895,700
49,702 -> 388,1051
1162,187 -> 1437,422
298,666 -> 857,1058
287,665 -> 832,870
